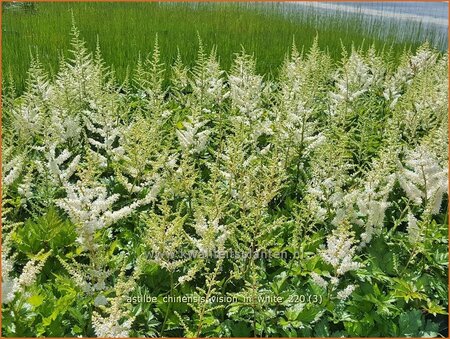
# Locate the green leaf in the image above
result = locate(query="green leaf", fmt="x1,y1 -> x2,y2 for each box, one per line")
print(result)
424,300 -> 447,316
298,305 -> 321,323
28,294 -> 44,307
230,321 -> 252,337
286,303 -> 304,321
399,310 -> 422,337
419,320 -> 439,338
71,325 -> 83,336
17,206 -> 76,254
314,318 -> 330,337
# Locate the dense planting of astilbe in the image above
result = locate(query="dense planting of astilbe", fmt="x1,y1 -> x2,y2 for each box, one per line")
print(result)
1,25 -> 448,338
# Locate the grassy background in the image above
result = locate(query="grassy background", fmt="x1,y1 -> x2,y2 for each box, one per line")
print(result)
2,2 -> 444,92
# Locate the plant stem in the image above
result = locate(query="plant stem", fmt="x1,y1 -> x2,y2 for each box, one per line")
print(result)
160,270 -> 174,336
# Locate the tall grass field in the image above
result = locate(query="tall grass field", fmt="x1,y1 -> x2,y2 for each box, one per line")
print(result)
2,2 -> 446,92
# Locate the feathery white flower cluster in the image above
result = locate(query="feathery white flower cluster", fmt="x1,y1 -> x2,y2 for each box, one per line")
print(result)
329,51 -> 374,113
2,249 -> 51,304
92,311 -> 133,338
56,183 -> 119,250
307,170 -> 348,224
191,216 -> 228,255
188,41 -> 229,108
409,47 -> 438,73
337,284 -> 356,300
229,51 -> 265,122
144,202 -> 190,272
18,252 -> 50,285
310,272 -> 328,289
383,55 -> 417,109
397,145 -> 448,214
84,111 -> 124,167
92,273 -> 137,338
310,271 -> 357,302
58,255 -> 112,294
112,116 -> 166,196
57,179 -> 159,251
407,212 -> 422,245
9,57 -> 51,139
3,155 -> 24,188
320,223 -> 361,276
92,299 -> 134,338
275,66 -> 325,152
49,109 -> 83,143
349,150 -> 398,247
353,184 -> 393,247
46,143 -> 81,183
17,166 -> 34,202
176,115 -> 211,154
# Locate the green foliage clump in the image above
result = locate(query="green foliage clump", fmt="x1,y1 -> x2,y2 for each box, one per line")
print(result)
1,27 -> 448,337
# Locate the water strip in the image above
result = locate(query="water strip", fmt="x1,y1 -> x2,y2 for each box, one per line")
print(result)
290,1 -> 448,27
